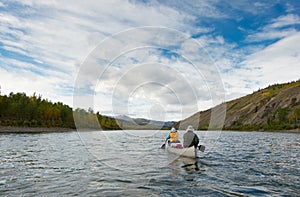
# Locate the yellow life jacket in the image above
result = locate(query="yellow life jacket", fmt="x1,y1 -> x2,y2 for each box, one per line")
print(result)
170,131 -> 179,142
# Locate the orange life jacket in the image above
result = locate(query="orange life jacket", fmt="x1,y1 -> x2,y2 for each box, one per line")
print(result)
170,131 -> 179,142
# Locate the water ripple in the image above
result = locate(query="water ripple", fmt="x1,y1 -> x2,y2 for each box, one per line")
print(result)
0,131 -> 299,196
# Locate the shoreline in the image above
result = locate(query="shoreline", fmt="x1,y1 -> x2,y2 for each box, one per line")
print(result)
0,126 -> 299,133
0,126 -> 75,133
220,129 -> 300,133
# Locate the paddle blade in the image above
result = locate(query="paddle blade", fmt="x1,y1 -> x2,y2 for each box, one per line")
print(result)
161,143 -> 166,149
198,145 -> 205,152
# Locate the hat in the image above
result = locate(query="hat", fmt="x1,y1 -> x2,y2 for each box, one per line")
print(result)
171,127 -> 176,132
187,125 -> 194,131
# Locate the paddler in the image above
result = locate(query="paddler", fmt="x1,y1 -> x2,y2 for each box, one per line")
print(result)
166,127 -> 180,143
183,125 -> 199,148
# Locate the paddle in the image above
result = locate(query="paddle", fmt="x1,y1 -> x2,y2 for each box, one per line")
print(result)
161,139 -> 168,149
198,145 -> 205,152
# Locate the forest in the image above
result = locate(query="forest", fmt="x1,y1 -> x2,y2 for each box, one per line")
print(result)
0,92 -> 120,130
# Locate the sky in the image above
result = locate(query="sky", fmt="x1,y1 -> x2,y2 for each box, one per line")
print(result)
0,0 -> 300,121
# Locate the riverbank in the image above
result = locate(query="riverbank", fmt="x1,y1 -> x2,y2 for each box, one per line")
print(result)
0,126 -> 299,133
0,126 -> 75,133
221,128 -> 300,133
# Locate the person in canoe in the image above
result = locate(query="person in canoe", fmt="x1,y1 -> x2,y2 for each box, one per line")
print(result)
166,127 -> 180,144
183,125 -> 199,148
161,127 -> 181,149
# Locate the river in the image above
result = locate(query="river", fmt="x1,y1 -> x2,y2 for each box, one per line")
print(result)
0,130 -> 299,196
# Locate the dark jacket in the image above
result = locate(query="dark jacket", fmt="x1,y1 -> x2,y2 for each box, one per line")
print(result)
183,131 -> 199,148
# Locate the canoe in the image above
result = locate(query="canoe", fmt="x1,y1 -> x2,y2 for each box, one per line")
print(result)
166,142 -> 196,158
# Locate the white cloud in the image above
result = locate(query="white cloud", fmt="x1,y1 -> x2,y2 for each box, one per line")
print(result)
0,1 -> 192,112
225,0 -> 269,15
269,14 -> 300,29
219,32 -> 300,102
91,49 -> 212,120
0,66 -> 73,106
247,28 -> 298,43
0,1 -> 299,121
218,31 -> 300,101
242,32 -> 300,87
246,14 -> 300,42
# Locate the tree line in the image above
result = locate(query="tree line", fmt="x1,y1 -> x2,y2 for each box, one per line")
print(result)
0,92 -> 120,130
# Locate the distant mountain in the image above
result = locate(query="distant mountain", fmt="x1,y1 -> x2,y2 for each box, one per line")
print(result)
175,80 -> 300,131
115,115 -> 132,122
115,115 -> 175,130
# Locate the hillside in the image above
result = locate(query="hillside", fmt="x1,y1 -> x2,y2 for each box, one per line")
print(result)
176,80 -> 300,131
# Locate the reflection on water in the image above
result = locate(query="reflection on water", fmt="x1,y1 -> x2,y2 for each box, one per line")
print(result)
0,130 -> 299,196
181,157 -> 199,171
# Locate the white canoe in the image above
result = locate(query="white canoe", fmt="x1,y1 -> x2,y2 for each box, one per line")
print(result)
166,143 -> 196,158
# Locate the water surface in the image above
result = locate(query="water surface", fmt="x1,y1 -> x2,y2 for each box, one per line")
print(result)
0,130 -> 299,196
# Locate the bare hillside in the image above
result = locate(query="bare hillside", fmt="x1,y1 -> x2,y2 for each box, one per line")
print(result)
176,80 -> 300,131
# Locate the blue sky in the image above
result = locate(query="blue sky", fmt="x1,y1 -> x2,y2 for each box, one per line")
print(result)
0,0 -> 300,121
